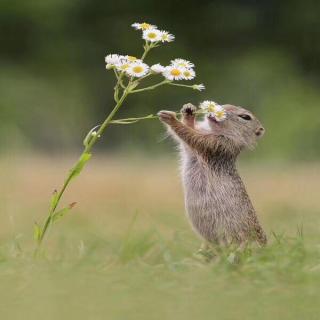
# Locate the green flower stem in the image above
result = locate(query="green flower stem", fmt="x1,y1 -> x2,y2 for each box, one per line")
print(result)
130,80 -> 169,93
114,72 -> 126,102
36,88 -> 130,250
35,42 -> 160,252
141,42 -> 152,60
168,82 -> 196,89
135,72 -> 153,82
85,89 -> 129,151
110,110 -> 206,125
34,37 -> 203,253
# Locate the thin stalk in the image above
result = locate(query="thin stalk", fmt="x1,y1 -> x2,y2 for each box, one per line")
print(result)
34,36 -> 201,254
168,82 -> 196,89
141,42 -> 151,60
35,42 -> 158,252
110,110 -> 206,125
85,89 -> 129,151
131,80 -> 169,93
36,88 -> 130,250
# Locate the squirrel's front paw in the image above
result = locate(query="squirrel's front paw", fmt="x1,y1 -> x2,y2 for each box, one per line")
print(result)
181,103 -> 197,116
158,111 -> 177,125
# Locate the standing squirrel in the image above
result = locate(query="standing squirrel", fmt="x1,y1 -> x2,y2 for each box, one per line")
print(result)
158,103 -> 267,246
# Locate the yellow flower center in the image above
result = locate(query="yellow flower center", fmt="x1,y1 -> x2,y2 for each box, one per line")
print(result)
133,66 -> 144,73
170,69 -> 181,76
148,32 -> 157,39
120,64 -> 130,70
207,103 -> 217,112
183,70 -> 191,77
127,56 -> 137,62
141,23 -> 152,30
215,111 -> 225,119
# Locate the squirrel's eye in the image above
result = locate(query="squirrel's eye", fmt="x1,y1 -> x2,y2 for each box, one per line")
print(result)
238,114 -> 252,121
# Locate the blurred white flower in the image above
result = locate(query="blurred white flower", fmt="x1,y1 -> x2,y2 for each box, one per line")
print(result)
143,28 -> 162,42
192,84 -> 205,91
105,54 -> 125,69
112,56 -> 142,72
115,61 -> 131,72
126,62 -> 150,78
163,66 -> 185,80
182,68 -> 195,80
160,30 -> 175,42
124,55 -> 140,63
213,106 -> 227,122
199,100 -> 218,113
171,58 -> 194,69
151,63 -> 166,73
200,101 -> 227,122
132,22 -> 157,30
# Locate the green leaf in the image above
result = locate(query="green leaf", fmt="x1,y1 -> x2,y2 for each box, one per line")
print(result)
83,125 -> 100,147
49,190 -> 59,212
69,152 -> 92,181
33,222 -> 42,241
51,202 -> 76,223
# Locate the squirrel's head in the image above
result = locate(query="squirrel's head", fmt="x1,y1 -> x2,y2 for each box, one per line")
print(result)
205,104 -> 265,150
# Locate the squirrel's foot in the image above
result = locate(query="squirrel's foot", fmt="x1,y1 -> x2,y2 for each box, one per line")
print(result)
194,241 -> 218,263
158,110 -> 177,125
181,103 -> 197,127
181,103 -> 197,116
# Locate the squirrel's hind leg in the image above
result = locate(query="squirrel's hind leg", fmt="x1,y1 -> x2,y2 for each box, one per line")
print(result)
195,240 -> 221,262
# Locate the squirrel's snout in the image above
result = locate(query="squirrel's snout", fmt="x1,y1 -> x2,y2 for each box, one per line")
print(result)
255,127 -> 265,137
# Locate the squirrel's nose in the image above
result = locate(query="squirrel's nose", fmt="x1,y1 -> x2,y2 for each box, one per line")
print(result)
255,127 -> 265,137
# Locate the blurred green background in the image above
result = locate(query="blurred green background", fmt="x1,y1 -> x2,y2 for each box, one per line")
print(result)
1,0 -> 319,159
1,2 -> 320,319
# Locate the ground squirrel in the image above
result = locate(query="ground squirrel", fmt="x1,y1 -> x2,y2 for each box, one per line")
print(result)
158,103 -> 267,246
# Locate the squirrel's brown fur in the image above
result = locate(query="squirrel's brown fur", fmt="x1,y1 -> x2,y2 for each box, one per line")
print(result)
158,103 -> 267,246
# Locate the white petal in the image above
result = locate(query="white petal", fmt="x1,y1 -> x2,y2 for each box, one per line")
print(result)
142,29 -> 162,42
151,64 -> 165,73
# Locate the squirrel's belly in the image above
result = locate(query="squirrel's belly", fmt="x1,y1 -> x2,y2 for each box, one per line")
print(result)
184,195 -> 252,243
181,162 -> 252,243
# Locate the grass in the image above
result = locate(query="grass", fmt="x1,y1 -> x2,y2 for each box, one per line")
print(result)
0,154 -> 320,319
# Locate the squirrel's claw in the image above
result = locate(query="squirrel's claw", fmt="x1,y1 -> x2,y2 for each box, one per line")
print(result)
181,103 -> 197,116
158,111 -> 177,125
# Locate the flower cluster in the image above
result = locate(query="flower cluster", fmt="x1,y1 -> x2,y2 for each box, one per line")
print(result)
199,100 -> 227,122
151,58 -> 196,81
105,54 -> 149,77
132,22 -> 175,43
104,22 -> 205,92
105,54 -> 204,87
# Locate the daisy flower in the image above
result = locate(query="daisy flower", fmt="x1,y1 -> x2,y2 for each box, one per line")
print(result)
126,61 -> 150,78
213,105 -> 227,122
192,84 -> 205,91
115,61 -> 131,72
160,30 -> 175,42
200,101 -> 227,122
151,63 -> 165,73
125,55 -> 140,63
143,28 -> 162,42
105,54 -> 125,69
199,100 -> 218,113
132,22 -> 157,30
182,68 -> 195,80
162,66 -> 185,81
171,58 -> 194,69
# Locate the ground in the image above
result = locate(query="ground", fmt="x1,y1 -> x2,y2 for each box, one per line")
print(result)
0,154 -> 319,319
